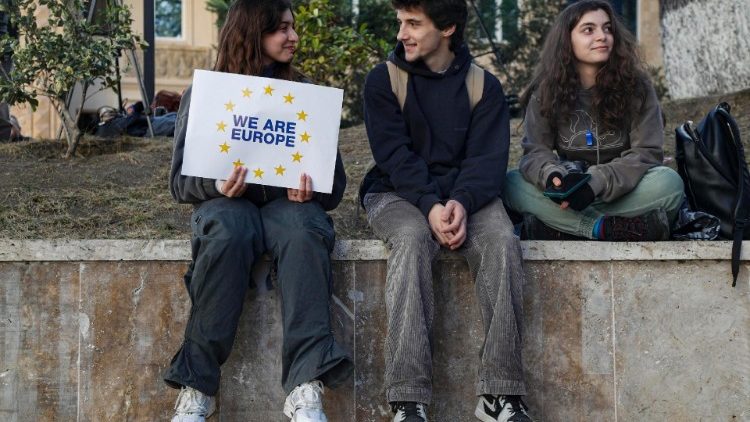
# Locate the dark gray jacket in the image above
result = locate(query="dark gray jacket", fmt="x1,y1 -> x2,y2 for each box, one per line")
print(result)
519,82 -> 664,202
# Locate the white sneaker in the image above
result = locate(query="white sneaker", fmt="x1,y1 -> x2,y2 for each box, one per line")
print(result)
171,386 -> 216,422
283,380 -> 328,421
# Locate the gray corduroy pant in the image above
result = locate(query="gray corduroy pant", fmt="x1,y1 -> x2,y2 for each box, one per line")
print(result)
364,193 -> 527,405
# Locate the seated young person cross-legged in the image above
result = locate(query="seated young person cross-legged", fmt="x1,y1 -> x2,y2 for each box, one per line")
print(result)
362,0 -> 533,421
503,0 -> 684,241
164,1 -> 353,421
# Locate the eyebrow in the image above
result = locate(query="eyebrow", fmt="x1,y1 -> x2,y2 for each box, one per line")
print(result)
578,20 -> 611,28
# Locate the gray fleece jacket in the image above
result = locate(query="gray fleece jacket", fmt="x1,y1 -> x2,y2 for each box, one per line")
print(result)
519,82 -> 664,202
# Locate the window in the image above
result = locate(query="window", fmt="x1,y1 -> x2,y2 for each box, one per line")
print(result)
611,0 -> 637,35
155,0 -> 182,38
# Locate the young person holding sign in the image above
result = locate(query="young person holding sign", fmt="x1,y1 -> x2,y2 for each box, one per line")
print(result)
361,0 -> 533,420
164,1 -> 352,421
503,0 -> 684,241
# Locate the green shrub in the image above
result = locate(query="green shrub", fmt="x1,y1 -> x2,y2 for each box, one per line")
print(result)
294,0 -> 385,125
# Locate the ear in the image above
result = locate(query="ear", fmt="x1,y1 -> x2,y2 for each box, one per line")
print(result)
441,24 -> 456,39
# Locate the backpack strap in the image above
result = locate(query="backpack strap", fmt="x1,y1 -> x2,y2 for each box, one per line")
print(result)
386,61 -> 408,111
717,102 -> 749,287
466,62 -> 485,111
386,60 -> 485,112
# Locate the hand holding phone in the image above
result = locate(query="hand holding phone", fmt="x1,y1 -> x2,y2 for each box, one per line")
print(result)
543,173 -> 592,200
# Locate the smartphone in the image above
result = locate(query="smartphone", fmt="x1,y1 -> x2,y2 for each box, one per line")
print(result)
543,173 -> 592,199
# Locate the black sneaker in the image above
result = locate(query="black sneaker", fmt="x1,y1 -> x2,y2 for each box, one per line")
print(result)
521,214 -> 585,240
391,401 -> 427,422
475,395 -> 533,422
601,209 -> 670,241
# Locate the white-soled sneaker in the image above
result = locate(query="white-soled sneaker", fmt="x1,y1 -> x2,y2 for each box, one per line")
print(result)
283,380 -> 328,421
391,401 -> 428,422
475,395 -> 532,422
171,386 -> 216,422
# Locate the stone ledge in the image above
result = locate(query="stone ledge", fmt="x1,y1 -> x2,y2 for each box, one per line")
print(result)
0,239 -> 749,262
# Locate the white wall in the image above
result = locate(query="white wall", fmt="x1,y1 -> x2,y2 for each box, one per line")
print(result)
661,0 -> 750,98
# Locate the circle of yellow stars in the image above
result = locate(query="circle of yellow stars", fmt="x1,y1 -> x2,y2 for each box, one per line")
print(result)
216,85 -> 315,180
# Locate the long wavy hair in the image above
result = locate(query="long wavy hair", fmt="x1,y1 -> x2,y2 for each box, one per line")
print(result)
214,0 -> 300,81
520,0 -> 648,130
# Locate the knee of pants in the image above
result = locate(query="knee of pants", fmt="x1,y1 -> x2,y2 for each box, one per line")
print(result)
473,225 -> 519,254
389,224 -> 437,255
273,223 -> 334,253
642,167 -> 685,210
266,202 -> 335,252
194,198 -> 263,249
502,169 -> 540,213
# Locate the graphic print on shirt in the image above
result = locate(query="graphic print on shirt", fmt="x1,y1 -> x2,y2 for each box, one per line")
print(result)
559,109 -> 623,151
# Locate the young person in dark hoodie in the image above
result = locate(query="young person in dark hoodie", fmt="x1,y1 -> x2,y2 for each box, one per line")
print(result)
503,0 -> 684,241
361,1 -> 532,421
164,1 -> 352,421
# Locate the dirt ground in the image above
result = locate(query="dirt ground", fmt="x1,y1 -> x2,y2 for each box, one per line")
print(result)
1,88 -> 749,239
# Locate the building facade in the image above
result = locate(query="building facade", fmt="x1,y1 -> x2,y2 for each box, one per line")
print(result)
12,0 -> 748,139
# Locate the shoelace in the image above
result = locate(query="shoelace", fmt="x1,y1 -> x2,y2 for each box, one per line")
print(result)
293,380 -> 324,409
174,387 -> 206,414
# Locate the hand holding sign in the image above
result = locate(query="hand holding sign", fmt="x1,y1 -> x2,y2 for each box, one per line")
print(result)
182,70 -> 343,193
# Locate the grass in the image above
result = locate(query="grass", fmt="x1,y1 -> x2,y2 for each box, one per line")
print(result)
1,88 -> 748,239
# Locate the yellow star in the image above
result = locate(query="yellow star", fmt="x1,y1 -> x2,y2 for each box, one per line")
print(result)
275,165 -> 286,175
264,85 -> 274,95
291,152 -> 303,162
224,101 -> 235,111
300,131 -> 311,143
216,121 -> 227,132
253,168 -> 264,179
296,110 -> 308,121
233,159 -> 244,167
283,93 -> 294,104
241,88 -> 252,98
219,142 -> 230,153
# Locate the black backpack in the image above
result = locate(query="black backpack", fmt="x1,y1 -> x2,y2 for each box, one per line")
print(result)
675,102 -> 750,287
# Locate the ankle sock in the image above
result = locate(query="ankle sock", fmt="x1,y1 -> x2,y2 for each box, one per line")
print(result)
592,217 -> 604,239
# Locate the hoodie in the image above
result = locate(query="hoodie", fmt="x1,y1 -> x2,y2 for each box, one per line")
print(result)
519,83 -> 664,202
361,42 -> 510,218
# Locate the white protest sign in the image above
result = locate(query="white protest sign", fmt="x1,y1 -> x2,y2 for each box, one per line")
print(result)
182,69 -> 343,193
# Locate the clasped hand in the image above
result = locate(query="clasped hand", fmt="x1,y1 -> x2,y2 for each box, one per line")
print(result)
428,200 -> 467,250
217,166 -> 314,203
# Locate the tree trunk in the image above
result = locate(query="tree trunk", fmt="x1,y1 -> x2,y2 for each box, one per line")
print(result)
59,106 -> 81,158
55,83 -> 88,158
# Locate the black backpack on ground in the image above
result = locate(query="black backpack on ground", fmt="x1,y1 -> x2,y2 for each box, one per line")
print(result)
675,102 -> 750,287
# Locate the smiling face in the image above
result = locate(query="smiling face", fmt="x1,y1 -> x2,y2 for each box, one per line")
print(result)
396,7 -> 455,70
261,9 -> 298,66
570,9 -> 614,70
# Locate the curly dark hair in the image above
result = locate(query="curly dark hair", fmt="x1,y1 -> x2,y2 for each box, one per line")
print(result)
214,0 -> 301,81
390,0 -> 467,51
520,0 -> 649,130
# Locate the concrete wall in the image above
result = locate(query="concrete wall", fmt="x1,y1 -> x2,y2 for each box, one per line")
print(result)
1,240 -> 749,421
661,0 -> 750,99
